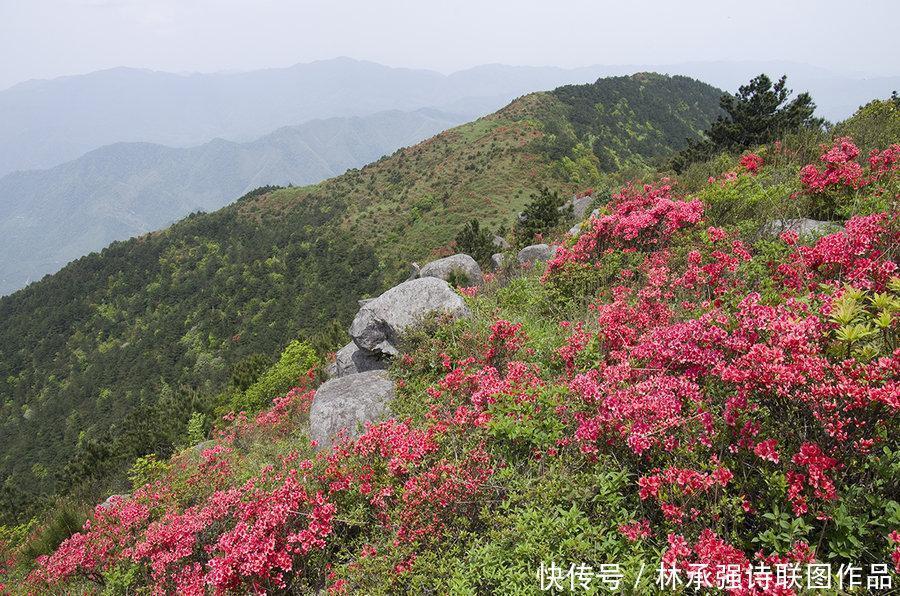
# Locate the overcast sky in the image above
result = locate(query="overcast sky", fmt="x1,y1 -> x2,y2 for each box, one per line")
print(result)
1,0 -> 898,90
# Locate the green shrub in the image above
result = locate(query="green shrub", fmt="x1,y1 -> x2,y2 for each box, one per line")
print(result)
128,454 -> 170,491
230,340 -> 318,413
21,504 -> 86,561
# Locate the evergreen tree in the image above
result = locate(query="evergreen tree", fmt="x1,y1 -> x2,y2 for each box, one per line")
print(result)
454,220 -> 495,266
515,187 -> 570,244
673,74 -> 823,170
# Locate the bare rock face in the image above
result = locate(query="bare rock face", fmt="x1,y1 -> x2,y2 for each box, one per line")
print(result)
332,341 -> 388,377
309,370 -> 395,450
349,277 -> 471,357
570,195 -> 593,219
418,254 -> 484,286
517,243 -> 555,265
493,235 -> 511,250
762,218 -> 841,237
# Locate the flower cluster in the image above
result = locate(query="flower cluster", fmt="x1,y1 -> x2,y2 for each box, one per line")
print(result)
740,152 -> 764,174
544,181 -> 703,277
800,137 -> 865,192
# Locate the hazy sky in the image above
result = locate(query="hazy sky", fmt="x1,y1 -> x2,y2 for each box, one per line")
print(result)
2,0 -> 899,90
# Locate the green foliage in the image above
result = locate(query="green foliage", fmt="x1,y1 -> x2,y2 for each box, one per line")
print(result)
229,353 -> 271,392
100,561 -> 140,596
0,195 -> 380,523
544,248 -> 645,309
128,454 -> 170,492
673,74 -> 823,171
827,280 -> 899,362
185,412 -> 208,446
454,220 -> 495,267
834,97 -> 900,154
229,340 -> 318,413
515,187 -> 569,244
21,503 -> 85,562
550,73 -> 723,172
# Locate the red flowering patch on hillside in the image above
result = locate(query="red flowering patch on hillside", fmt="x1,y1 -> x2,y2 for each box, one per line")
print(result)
26,137 -> 900,593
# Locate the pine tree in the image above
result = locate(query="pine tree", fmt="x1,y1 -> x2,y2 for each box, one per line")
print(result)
673,74 -> 823,170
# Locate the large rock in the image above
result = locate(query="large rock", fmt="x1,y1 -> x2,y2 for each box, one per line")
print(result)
568,207 -> 601,236
570,195 -> 593,219
762,218 -> 841,237
349,277 -> 471,356
98,494 -> 130,511
517,243 -> 555,265
309,370 -> 395,450
418,254 -> 484,286
333,341 -> 388,377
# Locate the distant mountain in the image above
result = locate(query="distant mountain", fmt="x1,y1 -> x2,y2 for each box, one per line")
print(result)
0,108 -> 468,295
3,57 -> 893,177
0,74 -> 723,521
0,58 -> 609,176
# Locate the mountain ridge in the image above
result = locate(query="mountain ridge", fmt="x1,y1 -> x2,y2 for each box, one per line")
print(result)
2,57 -> 897,177
0,108 -> 469,295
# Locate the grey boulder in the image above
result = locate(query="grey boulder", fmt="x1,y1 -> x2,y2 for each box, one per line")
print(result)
333,341 -> 388,377
418,254 -> 484,286
309,370 -> 395,450
98,494 -> 131,511
349,277 -> 471,356
762,218 -> 841,237
570,195 -> 593,219
490,253 -> 506,271
493,235 -> 511,250
517,243 -> 556,265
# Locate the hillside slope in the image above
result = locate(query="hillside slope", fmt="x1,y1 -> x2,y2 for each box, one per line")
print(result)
0,73 -> 723,522
0,108 -> 467,295
8,99 -> 899,595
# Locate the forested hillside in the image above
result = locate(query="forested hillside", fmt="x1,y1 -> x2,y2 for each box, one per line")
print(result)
0,74 -> 723,524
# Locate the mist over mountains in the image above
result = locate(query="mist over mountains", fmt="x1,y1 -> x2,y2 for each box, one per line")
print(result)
0,108 -> 466,295
2,57 -> 897,176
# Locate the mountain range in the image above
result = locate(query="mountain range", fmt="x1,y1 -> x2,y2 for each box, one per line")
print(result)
2,58 -> 897,177
0,108 -> 467,295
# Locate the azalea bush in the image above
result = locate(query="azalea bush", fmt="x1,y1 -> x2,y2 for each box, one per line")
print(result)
8,135 -> 899,594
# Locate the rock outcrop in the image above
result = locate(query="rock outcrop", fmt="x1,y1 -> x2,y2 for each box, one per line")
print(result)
762,218 -> 841,237
333,341 -> 388,377
569,195 -> 593,219
517,243 -> 555,265
418,254 -> 484,286
309,370 -> 395,450
98,494 -> 131,510
349,277 -> 471,356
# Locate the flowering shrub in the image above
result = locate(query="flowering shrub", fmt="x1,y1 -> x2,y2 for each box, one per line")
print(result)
740,152 -> 764,174
27,134 -> 900,594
